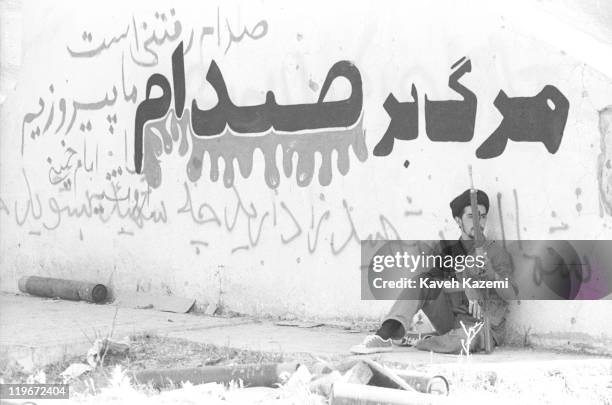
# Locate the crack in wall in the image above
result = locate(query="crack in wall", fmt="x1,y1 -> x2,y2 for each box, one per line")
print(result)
598,106 -> 612,216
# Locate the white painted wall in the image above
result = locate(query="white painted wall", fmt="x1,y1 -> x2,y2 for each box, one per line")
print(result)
2,0 -> 612,348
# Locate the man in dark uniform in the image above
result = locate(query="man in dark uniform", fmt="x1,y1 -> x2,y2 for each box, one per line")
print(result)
350,189 -> 516,354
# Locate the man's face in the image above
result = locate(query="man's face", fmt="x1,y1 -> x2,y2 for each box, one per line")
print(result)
455,204 -> 487,239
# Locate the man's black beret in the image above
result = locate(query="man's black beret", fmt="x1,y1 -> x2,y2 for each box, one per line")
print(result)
450,189 -> 489,218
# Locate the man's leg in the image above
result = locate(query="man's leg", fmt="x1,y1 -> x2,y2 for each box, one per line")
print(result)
414,290 -> 499,354
420,290 -> 461,336
350,274 -> 438,354
376,289 -> 422,339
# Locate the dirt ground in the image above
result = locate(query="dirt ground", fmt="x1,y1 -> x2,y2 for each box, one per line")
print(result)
1,333 -> 317,390
1,333 -> 611,404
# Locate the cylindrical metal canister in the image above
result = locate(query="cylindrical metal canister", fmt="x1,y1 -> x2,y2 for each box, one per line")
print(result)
18,276 -> 108,303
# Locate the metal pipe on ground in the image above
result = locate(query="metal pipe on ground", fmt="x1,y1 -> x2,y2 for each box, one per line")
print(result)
18,276 -> 108,303
133,362 -> 299,389
331,382 -> 451,405
387,370 -> 449,396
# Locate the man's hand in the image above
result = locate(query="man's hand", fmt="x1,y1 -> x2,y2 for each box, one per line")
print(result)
472,243 -> 496,280
469,299 -> 483,320
475,246 -> 486,259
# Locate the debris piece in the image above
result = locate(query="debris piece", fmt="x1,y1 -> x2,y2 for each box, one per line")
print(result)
309,371 -> 342,397
331,382 -> 449,405
333,357 -> 365,373
311,361 -> 334,376
133,362 -> 299,389
117,292 -> 195,313
332,358 -> 450,395
204,303 -> 219,316
277,362 -> 299,384
18,276 -> 107,303
394,370 -> 449,395
204,356 -> 223,366
87,337 -> 130,367
298,322 -> 324,328
360,358 -> 417,392
285,364 -> 313,390
275,321 -> 324,328
60,363 -> 92,382
342,361 -> 373,385
275,321 -> 301,327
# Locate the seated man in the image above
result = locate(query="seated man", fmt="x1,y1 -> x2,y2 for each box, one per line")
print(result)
350,189 -> 517,355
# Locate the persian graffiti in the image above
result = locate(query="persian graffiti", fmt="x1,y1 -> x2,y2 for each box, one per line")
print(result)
135,42 -> 367,189
176,182 -> 403,256
373,57 -> 569,159
424,57 -> 477,142
65,7 -> 268,64
373,84 -> 418,157
476,85 -> 570,159
20,80 -> 133,157
1,169 -> 407,257
13,4 -> 586,262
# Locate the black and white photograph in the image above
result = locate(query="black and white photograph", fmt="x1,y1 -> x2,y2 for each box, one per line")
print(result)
1,0 -> 611,403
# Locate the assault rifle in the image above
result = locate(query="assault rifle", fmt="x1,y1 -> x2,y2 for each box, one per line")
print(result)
468,165 -> 492,354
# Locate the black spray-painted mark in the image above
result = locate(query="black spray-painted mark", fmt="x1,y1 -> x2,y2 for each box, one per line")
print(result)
189,57 -> 362,136
425,57 -> 476,142
575,187 -> 583,213
373,85 -> 418,156
373,57 -> 475,156
373,59 -> 569,160
549,222 -> 569,233
118,227 -> 134,236
190,240 -> 208,255
134,40 -> 180,173
476,85 -> 569,159
135,41 -> 366,188
404,196 -> 422,216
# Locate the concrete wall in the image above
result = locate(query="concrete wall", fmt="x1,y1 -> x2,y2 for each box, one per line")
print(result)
2,0 -> 612,349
